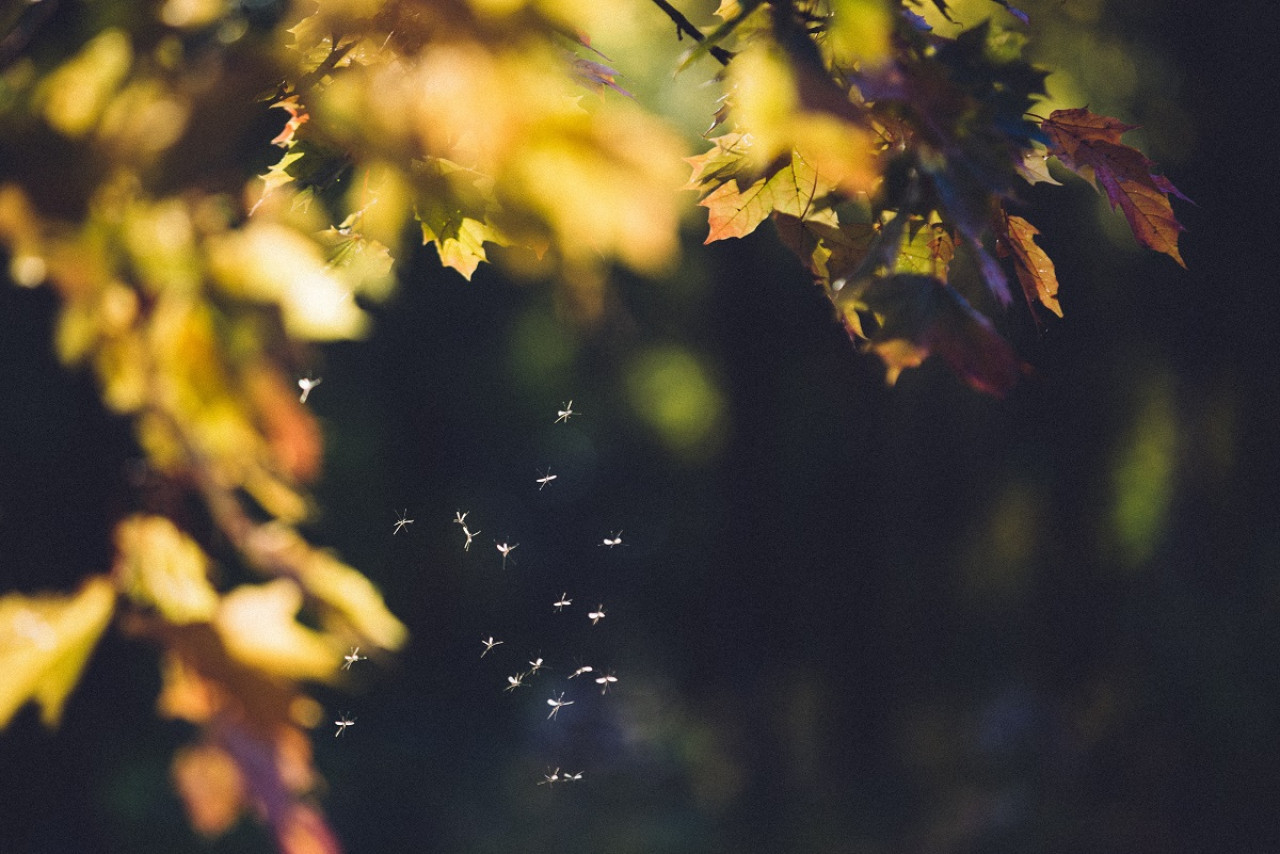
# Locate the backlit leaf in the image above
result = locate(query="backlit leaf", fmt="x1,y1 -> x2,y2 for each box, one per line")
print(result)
418,208 -> 502,281
0,577 -> 116,728
697,149 -> 831,243
214,580 -> 341,681
1042,107 -> 1187,267
997,209 -> 1061,318
172,742 -> 246,837
114,515 -> 219,625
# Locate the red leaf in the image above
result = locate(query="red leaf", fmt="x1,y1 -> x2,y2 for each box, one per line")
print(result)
861,274 -> 1024,396
1042,108 -> 1187,267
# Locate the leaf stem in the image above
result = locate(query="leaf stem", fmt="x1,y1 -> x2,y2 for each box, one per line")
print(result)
648,0 -> 733,66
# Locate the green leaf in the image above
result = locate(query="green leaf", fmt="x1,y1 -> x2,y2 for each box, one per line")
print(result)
417,207 -> 502,281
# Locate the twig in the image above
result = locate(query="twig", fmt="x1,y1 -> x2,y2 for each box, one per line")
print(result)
648,0 -> 733,66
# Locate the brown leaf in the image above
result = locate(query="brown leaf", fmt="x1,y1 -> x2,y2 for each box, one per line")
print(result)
996,209 -> 1061,318
1042,108 -> 1187,267
137,622 -> 337,848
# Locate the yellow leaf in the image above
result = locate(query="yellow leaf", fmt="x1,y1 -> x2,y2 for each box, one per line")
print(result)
727,42 -> 877,195
0,577 -> 116,728
207,222 -> 370,341
698,148 -> 832,242
303,550 -> 409,653
114,515 -> 219,624
37,29 -> 133,137
826,0 -> 894,68
418,212 -> 499,281
238,524 -> 407,653
214,580 -> 340,681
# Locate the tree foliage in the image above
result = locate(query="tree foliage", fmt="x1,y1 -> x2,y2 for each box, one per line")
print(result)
0,0 -> 1185,850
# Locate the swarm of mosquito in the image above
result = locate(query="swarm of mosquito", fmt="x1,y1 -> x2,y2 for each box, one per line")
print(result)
335,399 -> 630,789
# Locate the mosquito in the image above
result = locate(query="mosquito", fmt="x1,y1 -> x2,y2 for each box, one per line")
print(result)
528,656 -> 547,675
546,692 -> 575,720
334,713 -> 356,737
495,541 -> 518,569
539,767 -> 561,787
568,664 -> 593,679
553,592 -> 572,612
393,509 -> 414,535
595,671 -> 618,695
535,469 -> 557,491
298,376 -> 322,403
555,401 -> 575,423
462,525 -> 480,552
341,646 -> 367,670
600,531 -> 624,548
505,673 -> 526,692
563,771 -> 584,782
481,636 -> 504,658
588,604 -> 606,625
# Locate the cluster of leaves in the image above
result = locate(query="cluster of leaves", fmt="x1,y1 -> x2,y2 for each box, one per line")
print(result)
257,0 -> 688,316
0,2 -> 408,850
684,0 -> 1187,393
0,0 -> 1184,850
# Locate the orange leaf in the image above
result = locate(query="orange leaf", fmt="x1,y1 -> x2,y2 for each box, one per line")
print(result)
1042,108 -> 1187,267
270,96 -> 310,148
172,743 -> 247,836
997,209 -> 1061,318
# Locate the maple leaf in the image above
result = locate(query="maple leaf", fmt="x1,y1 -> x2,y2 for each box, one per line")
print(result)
1016,145 -> 1060,186
251,150 -> 304,215
114,515 -> 219,625
1041,107 -> 1188,267
685,132 -> 759,192
996,208 -> 1061,319
418,209 -> 501,281
269,96 -> 309,148
772,211 -> 874,284
0,577 -> 116,728
993,209 -> 1064,320
898,219 -> 957,283
695,149 -> 831,243
149,627 -> 341,853
856,274 -> 1024,395
172,742 -> 246,836
214,580 -> 342,681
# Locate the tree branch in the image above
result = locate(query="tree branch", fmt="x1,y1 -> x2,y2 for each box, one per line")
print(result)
648,0 -> 733,66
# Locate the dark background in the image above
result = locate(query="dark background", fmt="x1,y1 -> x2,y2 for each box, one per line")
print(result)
2,2 -> 1278,852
